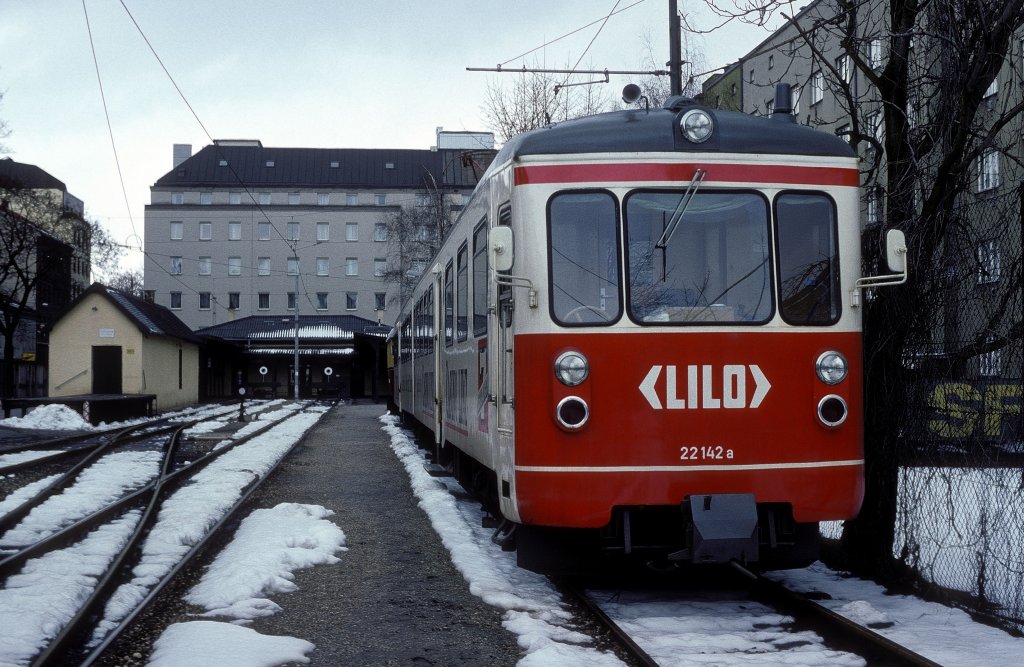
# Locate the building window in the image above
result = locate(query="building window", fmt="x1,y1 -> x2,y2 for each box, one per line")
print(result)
977,239 -> 1001,284
748,68 -> 754,84
416,194 -> 431,207
170,256 -> 183,274
374,223 -> 387,242
346,257 -> 358,276
374,258 -> 387,277
346,292 -> 357,310
259,192 -> 271,205
287,292 -> 296,310
977,149 -> 1000,192
317,222 -> 330,241
200,192 -> 212,205
317,292 -> 329,310
170,292 -> 182,309
330,161 -> 340,169
259,221 -> 271,240
346,193 -> 358,206
288,192 -> 300,205
199,221 -> 212,240
171,192 -> 183,205
811,71 -> 824,105
229,192 -> 241,205
867,111 -> 883,154
144,290 -> 155,303
170,221 -> 183,240
980,335 -> 1002,377
199,256 -> 212,275
837,54 -> 852,83
317,257 -> 329,276
867,38 -> 883,70
258,257 -> 271,276
375,194 -> 386,206
228,256 -> 241,276
199,292 -> 211,310
258,292 -> 270,310
768,54 -> 774,70
375,292 -> 386,311
229,221 -> 241,240
317,193 -> 330,206
766,99 -> 774,115
288,257 -> 299,275
228,292 -> 240,309
984,78 -> 999,110
791,85 -> 800,115
346,223 -> 359,241
866,187 -> 882,225
287,221 -> 300,240
265,160 -> 275,168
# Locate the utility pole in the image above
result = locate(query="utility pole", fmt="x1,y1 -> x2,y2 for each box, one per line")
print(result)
292,244 -> 300,399
669,0 -> 683,96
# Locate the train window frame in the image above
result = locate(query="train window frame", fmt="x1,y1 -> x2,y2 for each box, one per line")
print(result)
444,260 -> 455,347
472,218 -> 488,337
457,242 -> 469,342
773,190 -> 842,326
546,189 -> 624,327
623,188 -> 775,326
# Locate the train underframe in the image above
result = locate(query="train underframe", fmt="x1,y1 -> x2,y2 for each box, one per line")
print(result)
427,429 -> 820,575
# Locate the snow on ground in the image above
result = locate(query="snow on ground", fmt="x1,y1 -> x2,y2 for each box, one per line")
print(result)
0,448 -> 66,469
0,404 -> 93,430
0,474 -> 61,517
0,402 -> 328,663
0,511 -> 141,666
771,563 -> 1024,665
379,414 -> 624,666
0,450 -> 162,547
148,503 -> 347,666
92,403 -> 328,643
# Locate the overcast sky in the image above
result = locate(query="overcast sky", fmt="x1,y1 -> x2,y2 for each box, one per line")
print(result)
0,1 -> 777,274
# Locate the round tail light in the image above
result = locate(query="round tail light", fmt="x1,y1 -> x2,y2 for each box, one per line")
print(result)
817,395 -> 848,427
556,396 -> 589,430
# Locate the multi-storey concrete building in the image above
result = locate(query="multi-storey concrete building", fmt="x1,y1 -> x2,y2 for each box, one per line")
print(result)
144,131 -> 494,330
0,158 -> 91,396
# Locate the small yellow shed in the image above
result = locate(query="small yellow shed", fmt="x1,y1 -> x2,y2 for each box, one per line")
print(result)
48,283 -> 200,411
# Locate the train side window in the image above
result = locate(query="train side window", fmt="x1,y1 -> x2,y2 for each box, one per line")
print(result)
624,190 -> 772,324
548,191 -> 621,326
472,220 -> 488,337
775,193 -> 841,325
401,315 -> 412,361
444,261 -> 455,346
457,242 -> 469,342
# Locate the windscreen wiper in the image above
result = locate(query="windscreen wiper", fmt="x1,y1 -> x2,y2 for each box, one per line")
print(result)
656,168 -> 706,249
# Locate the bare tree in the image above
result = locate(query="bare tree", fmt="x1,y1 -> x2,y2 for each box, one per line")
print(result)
481,60 -> 613,143
106,268 -> 144,297
0,182 -> 121,398
705,0 -> 1024,576
379,182 -> 458,307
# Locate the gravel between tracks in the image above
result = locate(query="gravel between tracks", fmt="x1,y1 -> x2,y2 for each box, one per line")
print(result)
233,400 -> 521,666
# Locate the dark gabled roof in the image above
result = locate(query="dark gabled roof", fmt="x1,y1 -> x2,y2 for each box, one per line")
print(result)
55,283 -> 201,344
196,314 -> 380,342
0,157 -> 66,191
153,145 -> 491,190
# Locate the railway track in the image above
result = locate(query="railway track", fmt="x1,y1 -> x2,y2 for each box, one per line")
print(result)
0,400 -> 328,666
555,564 -> 942,666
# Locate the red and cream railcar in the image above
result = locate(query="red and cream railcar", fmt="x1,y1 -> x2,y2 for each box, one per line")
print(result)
394,88 -> 899,571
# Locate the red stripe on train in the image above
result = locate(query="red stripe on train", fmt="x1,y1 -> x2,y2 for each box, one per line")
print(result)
513,163 -> 859,187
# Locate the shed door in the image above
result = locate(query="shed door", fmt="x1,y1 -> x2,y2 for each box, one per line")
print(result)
92,346 -> 123,394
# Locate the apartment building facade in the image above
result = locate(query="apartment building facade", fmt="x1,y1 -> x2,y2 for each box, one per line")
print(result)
144,132 -> 494,331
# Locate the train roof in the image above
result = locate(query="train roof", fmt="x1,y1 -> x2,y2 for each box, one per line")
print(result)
492,96 -> 855,166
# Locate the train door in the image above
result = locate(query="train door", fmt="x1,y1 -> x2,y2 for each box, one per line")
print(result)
493,205 -> 517,518
434,268 -> 446,445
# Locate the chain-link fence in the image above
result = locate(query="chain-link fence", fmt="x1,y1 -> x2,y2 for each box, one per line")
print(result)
839,188 -> 1024,632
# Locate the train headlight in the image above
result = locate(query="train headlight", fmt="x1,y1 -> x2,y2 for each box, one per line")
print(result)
815,351 -> 848,385
554,351 -> 589,386
680,109 -> 714,143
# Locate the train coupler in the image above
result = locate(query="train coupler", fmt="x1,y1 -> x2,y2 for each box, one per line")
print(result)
490,519 -> 517,551
668,493 -> 759,564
